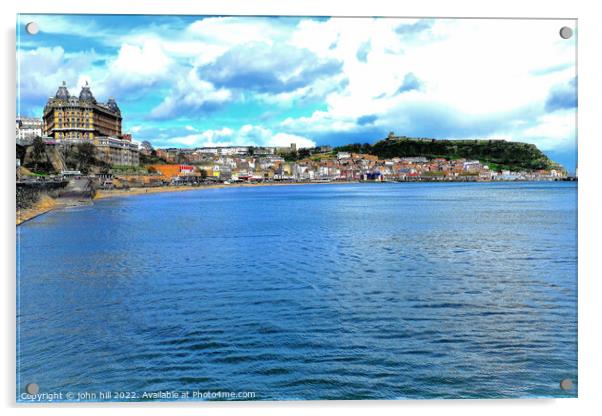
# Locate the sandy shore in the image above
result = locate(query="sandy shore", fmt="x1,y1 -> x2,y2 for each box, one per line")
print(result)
17,195 -> 57,225
94,181 -> 353,200
17,196 -> 94,226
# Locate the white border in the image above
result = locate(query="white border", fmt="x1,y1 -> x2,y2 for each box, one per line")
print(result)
3,1 -> 601,415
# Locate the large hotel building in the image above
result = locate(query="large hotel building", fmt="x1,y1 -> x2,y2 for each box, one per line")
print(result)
43,82 -> 139,166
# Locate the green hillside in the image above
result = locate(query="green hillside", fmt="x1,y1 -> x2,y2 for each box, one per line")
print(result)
335,136 -> 562,171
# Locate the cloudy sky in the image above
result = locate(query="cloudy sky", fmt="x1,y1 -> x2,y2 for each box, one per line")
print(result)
17,15 -> 577,171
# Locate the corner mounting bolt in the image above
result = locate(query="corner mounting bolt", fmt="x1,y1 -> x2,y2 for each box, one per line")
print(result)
559,26 -> 573,39
25,383 -> 39,395
25,22 -> 39,35
560,378 -> 573,391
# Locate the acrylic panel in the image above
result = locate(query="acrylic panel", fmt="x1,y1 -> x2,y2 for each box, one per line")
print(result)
16,14 -> 577,402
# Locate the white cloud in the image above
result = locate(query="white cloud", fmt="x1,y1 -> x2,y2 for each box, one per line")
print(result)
164,125 -> 315,149
281,110 -> 358,133
280,18 -> 576,153
100,41 -> 173,94
17,46 -> 102,105
187,17 -> 285,47
18,46 -> 64,96
520,110 -> 577,150
149,68 -> 232,119
112,41 -> 171,79
269,132 -> 316,149
18,41 -> 172,109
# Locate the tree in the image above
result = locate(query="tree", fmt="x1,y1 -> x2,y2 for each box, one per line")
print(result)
200,169 -> 208,180
99,163 -> 111,175
298,148 -> 311,159
31,136 -> 46,171
141,140 -> 154,153
284,150 -> 298,162
75,142 -> 96,174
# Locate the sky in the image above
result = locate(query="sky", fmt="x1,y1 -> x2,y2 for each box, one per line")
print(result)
17,15 -> 577,172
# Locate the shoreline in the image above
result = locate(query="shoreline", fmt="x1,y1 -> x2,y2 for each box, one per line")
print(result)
17,197 -> 93,226
93,181 -> 355,200
17,207 -> 55,226
16,195 -> 57,225
17,182 -> 355,225
93,178 -> 573,201
17,180 -> 573,226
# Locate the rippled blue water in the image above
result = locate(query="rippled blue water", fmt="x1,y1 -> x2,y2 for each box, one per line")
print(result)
17,182 -> 577,401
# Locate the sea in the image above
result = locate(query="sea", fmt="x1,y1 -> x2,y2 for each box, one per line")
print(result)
16,182 -> 578,401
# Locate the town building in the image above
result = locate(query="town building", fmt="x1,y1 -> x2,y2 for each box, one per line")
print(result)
43,81 -> 139,166
95,136 -> 140,167
314,145 -> 333,153
16,117 -> 43,142
43,81 -> 122,141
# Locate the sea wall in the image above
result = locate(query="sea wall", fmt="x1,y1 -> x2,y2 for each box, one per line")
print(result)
16,181 -> 68,210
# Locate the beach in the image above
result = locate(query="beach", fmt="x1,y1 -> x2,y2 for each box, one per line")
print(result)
16,195 -> 57,225
16,195 -> 94,226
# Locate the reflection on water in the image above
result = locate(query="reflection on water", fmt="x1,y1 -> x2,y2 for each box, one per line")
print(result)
17,182 -> 577,400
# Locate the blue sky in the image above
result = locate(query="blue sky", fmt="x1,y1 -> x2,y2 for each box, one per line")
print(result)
17,15 -> 577,172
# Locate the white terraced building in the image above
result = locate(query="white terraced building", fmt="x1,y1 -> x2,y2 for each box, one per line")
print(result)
16,117 -> 43,141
